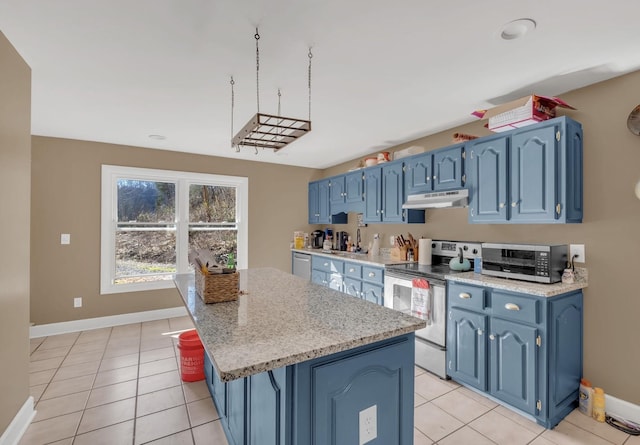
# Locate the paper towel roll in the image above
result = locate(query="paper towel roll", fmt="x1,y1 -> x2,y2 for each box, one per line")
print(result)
418,239 -> 432,265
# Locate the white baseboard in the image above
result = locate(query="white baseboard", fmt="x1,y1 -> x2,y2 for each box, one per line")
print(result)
30,307 -> 188,338
0,397 -> 35,445
606,393 -> 640,424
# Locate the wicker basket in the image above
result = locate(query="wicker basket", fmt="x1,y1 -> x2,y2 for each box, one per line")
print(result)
194,269 -> 239,304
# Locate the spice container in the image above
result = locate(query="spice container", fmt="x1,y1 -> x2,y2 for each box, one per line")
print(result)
592,387 -> 606,422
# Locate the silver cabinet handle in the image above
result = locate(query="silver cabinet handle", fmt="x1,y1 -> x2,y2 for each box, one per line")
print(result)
459,292 -> 471,299
349,268 -> 355,273
368,272 -> 376,278
433,175 -> 437,181
426,176 -> 430,182
505,303 -> 520,311
489,334 -> 496,340
499,202 -> 505,208
323,262 -> 329,267
477,329 -> 483,336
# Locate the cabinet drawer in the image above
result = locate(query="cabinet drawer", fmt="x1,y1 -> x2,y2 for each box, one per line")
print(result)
491,291 -> 539,324
344,262 -> 362,279
312,256 -> 344,274
448,282 -> 485,311
362,266 -> 384,285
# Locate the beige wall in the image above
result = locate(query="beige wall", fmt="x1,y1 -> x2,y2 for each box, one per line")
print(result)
30,137 -> 322,325
0,32 -> 31,433
323,71 -> 640,404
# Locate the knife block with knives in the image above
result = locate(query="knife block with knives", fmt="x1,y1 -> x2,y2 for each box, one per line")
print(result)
391,233 -> 418,261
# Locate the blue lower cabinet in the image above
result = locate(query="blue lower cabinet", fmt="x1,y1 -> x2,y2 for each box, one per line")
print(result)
362,282 -> 384,306
207,334 -> 415,445
447,281 -> 583,428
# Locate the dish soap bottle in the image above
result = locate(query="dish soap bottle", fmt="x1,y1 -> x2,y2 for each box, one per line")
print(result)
578,378 -> 593,416
370,233 -> 380,257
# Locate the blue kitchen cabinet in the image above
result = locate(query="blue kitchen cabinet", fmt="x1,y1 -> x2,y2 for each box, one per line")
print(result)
309,179 -> 347,224
343,277 -> 361,297
447,307 -> 488,390
312,257 -> 384,305
404,152 -> 433,195
362,282 -> 384,305
311,256 -> 344,292
329,171 -> 365,214
205,335 -> 416,445
364,162 -> 425,224
446,280 -> 583,428
466,135 -> 509,223
468,116 -> 583,224
433,144 -> 465,190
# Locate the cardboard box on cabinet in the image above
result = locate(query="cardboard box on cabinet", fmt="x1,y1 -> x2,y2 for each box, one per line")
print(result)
472,95 -> 576,133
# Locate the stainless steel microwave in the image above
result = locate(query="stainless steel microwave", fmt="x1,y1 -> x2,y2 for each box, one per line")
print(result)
481,243 -> 568,284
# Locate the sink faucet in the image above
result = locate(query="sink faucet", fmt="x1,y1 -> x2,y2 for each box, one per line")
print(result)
356,228 -> 361,251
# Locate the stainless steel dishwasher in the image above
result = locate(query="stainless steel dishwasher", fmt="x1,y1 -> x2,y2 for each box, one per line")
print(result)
292,252 -> 311,280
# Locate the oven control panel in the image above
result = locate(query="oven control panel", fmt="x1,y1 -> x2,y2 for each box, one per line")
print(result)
432,240 -> 482,259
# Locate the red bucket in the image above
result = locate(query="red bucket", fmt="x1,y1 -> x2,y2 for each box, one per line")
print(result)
177,330 -> 205,382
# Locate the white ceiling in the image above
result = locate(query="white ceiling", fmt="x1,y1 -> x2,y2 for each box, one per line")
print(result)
1,1 -> 639,169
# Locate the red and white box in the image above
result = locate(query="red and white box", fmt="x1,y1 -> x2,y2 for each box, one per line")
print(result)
472,95 -> 576,133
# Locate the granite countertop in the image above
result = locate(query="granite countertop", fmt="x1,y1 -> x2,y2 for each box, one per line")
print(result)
445,267 -> 588,297
291,248 -> 411,267
174,268 -> 425,382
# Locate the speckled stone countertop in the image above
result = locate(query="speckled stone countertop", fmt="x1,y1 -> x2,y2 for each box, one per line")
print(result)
291,248 -> 411,267
445,267 -> 588,297
174,268 -> 425,382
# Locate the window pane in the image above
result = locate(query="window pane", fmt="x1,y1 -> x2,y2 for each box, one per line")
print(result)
189,229 -> 237,267
189,185 -> 236,223
115,229 -> 176,283
118,180 -> 175,223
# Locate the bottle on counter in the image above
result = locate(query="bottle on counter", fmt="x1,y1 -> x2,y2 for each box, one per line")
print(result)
578,378 -> 593,416
370,233 -> 380,257
592,387 -> 606,422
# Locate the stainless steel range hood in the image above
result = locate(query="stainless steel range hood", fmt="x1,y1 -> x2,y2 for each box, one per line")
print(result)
402,189 -> 469,209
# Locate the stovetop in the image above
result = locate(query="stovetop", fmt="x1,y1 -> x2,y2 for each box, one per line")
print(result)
385,240 -> 482,281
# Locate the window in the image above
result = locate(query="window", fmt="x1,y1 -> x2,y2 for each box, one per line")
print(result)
101,165 -> 248,294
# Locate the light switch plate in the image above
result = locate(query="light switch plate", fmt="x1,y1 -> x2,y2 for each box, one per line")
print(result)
61,233 -> 71,245
73,297 -> 82,308
359,405 -> 377,445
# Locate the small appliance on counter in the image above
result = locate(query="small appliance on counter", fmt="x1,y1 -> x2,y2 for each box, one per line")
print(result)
310,230 -> 324,249
481,243 -> 567,283
334,231 -> 349,251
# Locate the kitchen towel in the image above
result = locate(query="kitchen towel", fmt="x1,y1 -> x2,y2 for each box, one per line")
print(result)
418,238 -> 432,265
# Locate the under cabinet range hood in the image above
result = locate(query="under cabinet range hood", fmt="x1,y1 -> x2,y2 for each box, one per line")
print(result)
402,189 -> 469,209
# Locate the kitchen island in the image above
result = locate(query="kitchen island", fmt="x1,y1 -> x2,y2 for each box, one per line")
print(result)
174,268 -> 425,445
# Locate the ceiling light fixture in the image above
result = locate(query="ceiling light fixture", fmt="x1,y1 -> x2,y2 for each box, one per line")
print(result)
230,28 -> 312,154
500,18 -> 536,40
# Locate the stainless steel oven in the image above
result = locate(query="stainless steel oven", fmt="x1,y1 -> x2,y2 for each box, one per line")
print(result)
384,273 -> 447,378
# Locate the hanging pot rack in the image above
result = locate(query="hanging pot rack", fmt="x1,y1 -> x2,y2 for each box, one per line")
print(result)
231,28 -> 312,153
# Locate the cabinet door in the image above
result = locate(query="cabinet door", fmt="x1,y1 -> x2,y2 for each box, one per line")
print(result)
468,136 -> 508,223
343,277 -> 362,298
433,145 -> 464,191
404,153 -> 433,195
510,124 -> 558,222
311,270 -> 327,286
317,179 -> 332,224
329,175 -> 346,211
381,162 -> 405,222
447,308 -> 487,390
363,168 -> 382,222
328,273 -> 343,292
226,377 -> 246,445
344,170 -> 365,212
308,182 -> 319,224
362,282 -> 384,306
489,318 -> 538,415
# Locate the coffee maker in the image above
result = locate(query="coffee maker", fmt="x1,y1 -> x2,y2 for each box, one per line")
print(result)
335,231 -> 349,251
310,230 -> 324,249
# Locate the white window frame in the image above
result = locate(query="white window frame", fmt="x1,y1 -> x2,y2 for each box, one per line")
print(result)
101,165 -> 248,295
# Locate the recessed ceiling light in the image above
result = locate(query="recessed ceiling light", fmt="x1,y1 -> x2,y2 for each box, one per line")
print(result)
500,18 -> 536,40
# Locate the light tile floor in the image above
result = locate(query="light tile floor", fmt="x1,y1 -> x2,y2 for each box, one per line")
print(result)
20,317 -> 640,444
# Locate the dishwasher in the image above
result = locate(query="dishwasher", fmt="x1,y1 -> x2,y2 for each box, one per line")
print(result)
292,252 -> 311,280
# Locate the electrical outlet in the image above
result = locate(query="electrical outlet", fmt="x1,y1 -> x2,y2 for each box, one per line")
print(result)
61,233 -> 71,245
74,297 -> 82,308
359,405 -> 377,445
570,244 -> 586,263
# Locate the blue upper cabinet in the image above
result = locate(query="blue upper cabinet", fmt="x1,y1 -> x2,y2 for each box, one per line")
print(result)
309,179 -> 347,224
364,161 -> 425,224
467,135 -> 509,222
404,153 -> 433,195
468,116 -> 583,224
433,144 -> 465,190
330,172 -> 365,214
